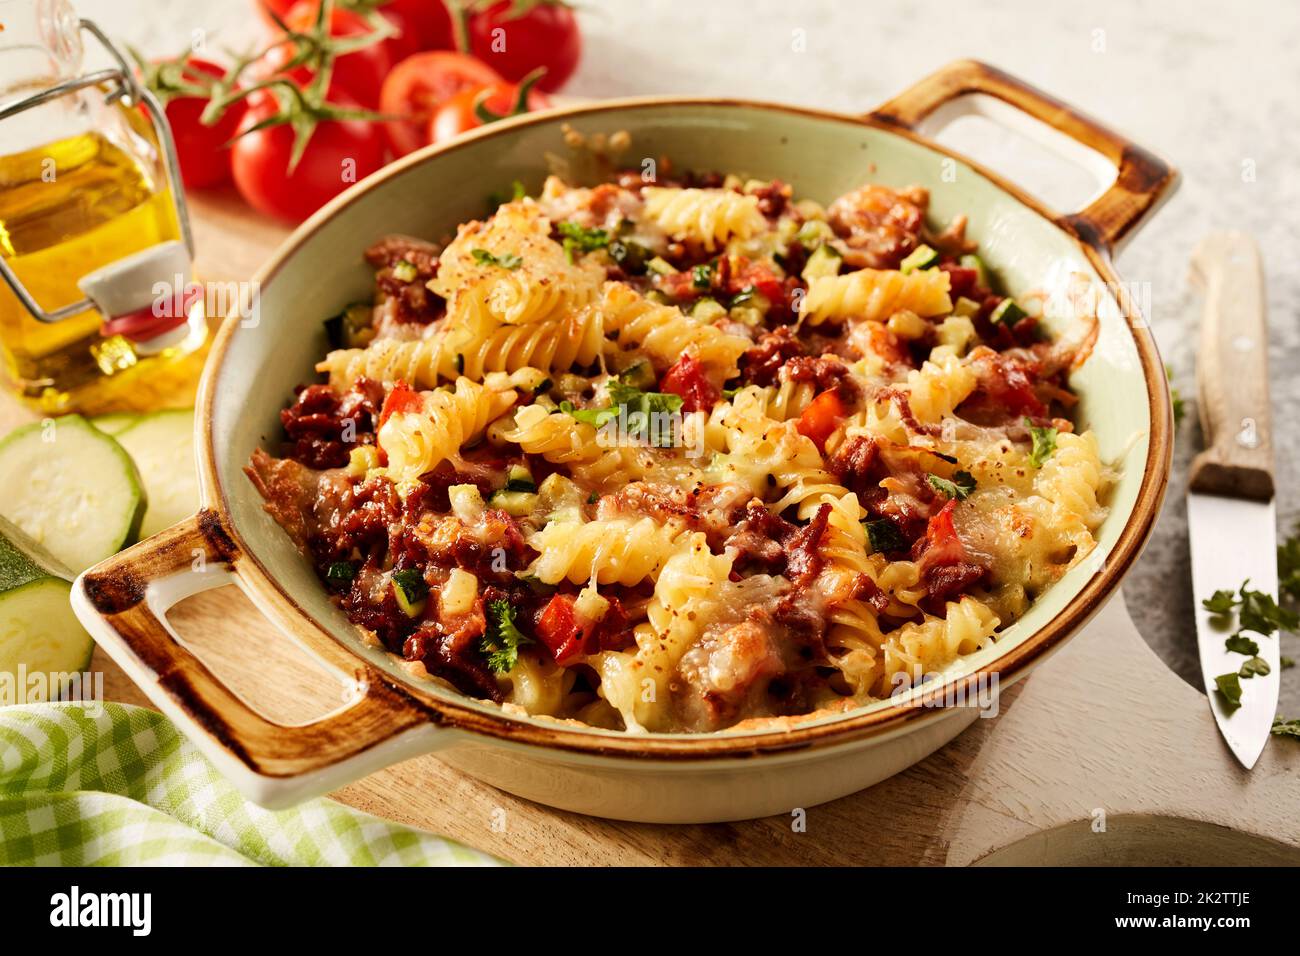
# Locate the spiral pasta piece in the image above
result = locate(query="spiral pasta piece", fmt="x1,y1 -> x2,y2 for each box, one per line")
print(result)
525,516 -> 692,586
378,377 -> 517,482
503,404 -> 605,465
599,282 -> 750,378
642,187 -> 766,251
803,268 -> 952,326
880,596 -> 1000,689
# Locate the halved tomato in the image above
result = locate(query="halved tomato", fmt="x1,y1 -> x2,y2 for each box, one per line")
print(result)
378,51 -> 503,156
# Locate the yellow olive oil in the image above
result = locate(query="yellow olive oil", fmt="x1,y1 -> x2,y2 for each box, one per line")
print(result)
0,128 -> 206,414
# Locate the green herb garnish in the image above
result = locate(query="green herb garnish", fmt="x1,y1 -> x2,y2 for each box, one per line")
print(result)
1203,589 -> 1239,615
1277,522 -> 1300,602
487,179 -> 527,210
927,470 -> 976,501
691,262 -> 714,290
471,248 -> 522,270
481,599 -> 532,674
1239,656 -> 1271,678
1224,633 -> 1260,656
1024,418 -> 1058,467
864,519 -> 907,553
560,382 -> 684,446
558,221 -> 610,262
1214,672 -> 1243,710
1272,717 -> 1300,739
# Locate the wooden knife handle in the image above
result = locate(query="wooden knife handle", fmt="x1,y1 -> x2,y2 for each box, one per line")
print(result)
1188,231 -> 1275,500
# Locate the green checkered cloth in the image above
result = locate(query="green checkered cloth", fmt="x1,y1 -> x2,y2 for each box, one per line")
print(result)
0,702 -> 501,866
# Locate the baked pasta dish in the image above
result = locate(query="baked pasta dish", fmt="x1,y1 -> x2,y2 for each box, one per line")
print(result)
247,166 -> 1108,734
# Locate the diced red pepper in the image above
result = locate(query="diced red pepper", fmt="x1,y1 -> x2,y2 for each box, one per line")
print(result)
921,499 -> 967,566
377,380 -> 423,430
536,594 -> 590,665
796,388 -> 847,451
731,260 -> 786,305
660,353 -> 721,413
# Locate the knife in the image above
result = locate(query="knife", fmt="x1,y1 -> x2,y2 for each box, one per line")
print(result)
1187,231 -> 1278,769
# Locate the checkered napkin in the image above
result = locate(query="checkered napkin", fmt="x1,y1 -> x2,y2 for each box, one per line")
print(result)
0,702 -> 501,866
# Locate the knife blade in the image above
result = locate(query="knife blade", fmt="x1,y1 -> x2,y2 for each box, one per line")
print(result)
1187,231 -> 1278,769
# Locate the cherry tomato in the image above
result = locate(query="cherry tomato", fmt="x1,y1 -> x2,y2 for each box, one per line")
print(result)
659,354 -> 719,414
468,1 -> 581,92
378,51 -> 503,156
428,79 -> 551,144
253,0 -> 297,29
258,2 -> 393,108
385,0 -> 457,49
151,56 -> 245,188
230,90 -> 387,223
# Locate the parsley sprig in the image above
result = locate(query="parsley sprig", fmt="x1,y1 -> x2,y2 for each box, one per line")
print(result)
557,221 -> 609,262
927,470 -> 976,501
560,381 -> 684,446
1204,580 -> 1296,708
471,248 -> 522,270
481,599 -> 532,674
1024,418 -> 1058,467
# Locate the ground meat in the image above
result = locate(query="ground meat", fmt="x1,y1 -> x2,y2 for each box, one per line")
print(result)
722,500 -> 829,586
782,355 -> 853,395
922,561 -> 989,610
280,378 -> 382,469
404,624 -> 501,702
784,503 -> 830,587
365,235 -> 444,325
740,326 -> 807,387
828,183 -> 929,270
749,179 -> 791,219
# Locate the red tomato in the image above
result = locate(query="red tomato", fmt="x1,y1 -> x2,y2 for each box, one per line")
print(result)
152,56 -> 244,188
259,2 -> 393,108
468,0 -> 581,92
377,381 -> 422,428
660,354 -> 720,414
385,0 -> 457,50
796,389 -> 847,451
378,51 -> 503,156
230,90 -> 387,222
921,499 -> 967,566
428,79 -> 551,143
253,0 -> 297,29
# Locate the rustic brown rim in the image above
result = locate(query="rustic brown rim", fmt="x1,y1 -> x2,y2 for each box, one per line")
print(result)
193,83 -> 1174,763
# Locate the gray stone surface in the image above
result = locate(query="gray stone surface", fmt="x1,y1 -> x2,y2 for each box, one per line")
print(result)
92,0 -> 1300,710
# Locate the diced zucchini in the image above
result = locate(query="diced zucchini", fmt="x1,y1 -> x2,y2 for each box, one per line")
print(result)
608,239 -> 649,275
953,296 -> 981,318
900,244 -> 939,273
449,484 -> 486,522
114,408 -> 199,539
489,489 -> 539,517
504,464 -> 536,493
325,561 -> 356,587
959,253 -> 991,289
0,514 -> 95,692
0,415 -> 145,574
323,302 -> 373,349
795,219 -> 835,249
646,256 -> 678,276
619,360 -> 657,391
801,244 -> 842,281
440,568 -> 478,616
989,298 -> 1028,326
391,569 -> 428,618
690,298 -> 727,322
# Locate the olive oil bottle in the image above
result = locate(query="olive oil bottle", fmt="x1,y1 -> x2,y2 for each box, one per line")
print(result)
0,0 -> 207,414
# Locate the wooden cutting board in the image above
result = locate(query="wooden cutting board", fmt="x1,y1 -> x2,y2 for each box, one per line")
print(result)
4,192 -> 1298,867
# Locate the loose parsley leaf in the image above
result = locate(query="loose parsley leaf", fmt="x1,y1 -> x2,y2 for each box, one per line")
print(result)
559,382 -> 684,446
1239,656 -> 1270,678
1238,585 -> 1298,637
1202,589 -> 1239,615
1282,656 -> 1295,669
557,221 -> 610,262
1165,364 -> 1185,428
1214,672 -> 1243,710
1224,633 -> 1260,656
1024,418 -> 1058,467
1272,717 -> 1300,739
471,248 -> 522,270
559,400 -> 620,428
927,470 -> 976,501
487,179 -> 527,210
481,599 -> 532,674
1277,523 -> 1300,601
864,519 -> 907,553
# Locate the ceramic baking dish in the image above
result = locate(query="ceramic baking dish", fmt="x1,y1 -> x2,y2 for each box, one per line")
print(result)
72,60 -> 1176,822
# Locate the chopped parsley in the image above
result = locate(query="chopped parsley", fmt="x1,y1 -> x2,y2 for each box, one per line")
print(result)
1224,634 -> 1260,657
1283,656 -> 1295,669
560,382 -> 684,446
927,470 -> 976,501
557,221 -> 610,262
1166,364 -> 1185,428
1202,589 -> 1239,616
1239,656 -> 1270,678
1024,418 -> 1058,467
1214,672 -> 1243,710
1202,580 -> 1297,639
487,179 -> 527,210
471,248 -> 522,270
691,262 -> 714,290
481,599 -> 532,674
864,519 -> 907,553
1272,717 -> 1300,739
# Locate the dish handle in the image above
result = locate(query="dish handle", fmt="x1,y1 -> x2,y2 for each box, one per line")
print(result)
868,58 -> 1177,253
72,510 -> 443,809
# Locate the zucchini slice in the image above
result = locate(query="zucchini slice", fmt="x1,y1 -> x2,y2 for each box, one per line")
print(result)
90,412 -> 140,436
115,409 -> 200,539
0,514 -> 95,693
0,415 -> 145,574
